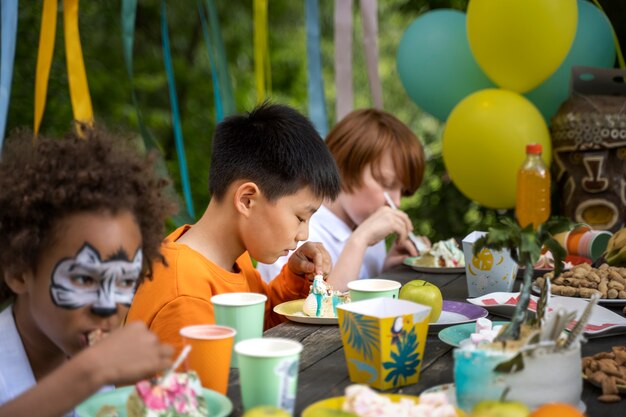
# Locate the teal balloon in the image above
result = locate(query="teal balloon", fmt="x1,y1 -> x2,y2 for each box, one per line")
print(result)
396,9 -> 495,121
525,0 -> 616,124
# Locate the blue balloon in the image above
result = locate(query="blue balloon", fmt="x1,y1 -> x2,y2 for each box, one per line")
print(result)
396,9 -> 495,121
525,0 -> 616,124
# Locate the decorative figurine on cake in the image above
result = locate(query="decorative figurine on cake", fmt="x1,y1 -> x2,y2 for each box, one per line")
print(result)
302,274 -> 350,318
454,217 -> 596,413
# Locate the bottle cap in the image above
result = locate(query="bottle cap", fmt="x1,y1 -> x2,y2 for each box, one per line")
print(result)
526,143 -> 542,154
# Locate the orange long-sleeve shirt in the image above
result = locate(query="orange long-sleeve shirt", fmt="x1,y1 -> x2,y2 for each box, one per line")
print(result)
126,225 -> 309,354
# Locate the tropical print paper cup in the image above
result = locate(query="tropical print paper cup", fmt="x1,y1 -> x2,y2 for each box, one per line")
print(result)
462,231 -> 518,297
336,298 -> 430,390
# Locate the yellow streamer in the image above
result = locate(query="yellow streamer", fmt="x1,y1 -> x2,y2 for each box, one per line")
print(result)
591,0 -> 625,69
253,0 -> 270,102
63,0 -> 94,131
34,0 -> 93,135
34,0 -> 57,135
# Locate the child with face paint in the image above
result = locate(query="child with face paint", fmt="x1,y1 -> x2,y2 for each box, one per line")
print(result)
0,128 -> 176,417
257,109 -> 427,290
127,103 -> 341,355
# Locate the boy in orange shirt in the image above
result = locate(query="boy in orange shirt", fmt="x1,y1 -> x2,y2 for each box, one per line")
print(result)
127,103 -> 341,354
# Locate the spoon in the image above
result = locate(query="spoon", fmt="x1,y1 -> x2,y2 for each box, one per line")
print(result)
383,191 -> 429,254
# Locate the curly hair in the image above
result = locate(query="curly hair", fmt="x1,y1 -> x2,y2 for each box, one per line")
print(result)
0,127 -> 176,302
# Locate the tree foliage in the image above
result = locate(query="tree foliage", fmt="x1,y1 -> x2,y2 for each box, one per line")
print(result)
6,0 -> 623,240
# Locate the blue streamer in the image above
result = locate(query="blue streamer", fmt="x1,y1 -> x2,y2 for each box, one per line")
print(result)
0,0 -> 18,152
205,0 -> 235,116
305,0 -> 328,138
161,0 -> 195,219
198,0 -> 223,122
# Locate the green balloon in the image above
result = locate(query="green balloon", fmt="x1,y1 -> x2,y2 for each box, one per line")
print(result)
397,9 -> 494,121
525,0 -> 617,124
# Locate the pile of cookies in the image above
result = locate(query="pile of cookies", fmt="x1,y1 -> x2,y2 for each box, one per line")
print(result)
534,263 -> 626,300
582,346 -> 626,402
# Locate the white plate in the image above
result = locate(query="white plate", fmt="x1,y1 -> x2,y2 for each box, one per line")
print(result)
403,258 -> 465,274
531,284 -> 626,305
467,292 -> 626,338
273,299 -> 338,325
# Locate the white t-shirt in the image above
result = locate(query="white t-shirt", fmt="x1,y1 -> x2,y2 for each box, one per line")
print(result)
0,305 -> 108,417
257,204 -> 386,282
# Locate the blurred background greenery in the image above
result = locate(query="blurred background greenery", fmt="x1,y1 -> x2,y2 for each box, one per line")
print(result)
6,0 -> 623,241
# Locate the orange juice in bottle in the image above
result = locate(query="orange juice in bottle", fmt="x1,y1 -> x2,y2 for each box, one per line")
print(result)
516,143 -> 550,229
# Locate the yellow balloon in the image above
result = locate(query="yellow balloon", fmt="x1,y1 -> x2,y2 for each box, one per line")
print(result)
467,0 -> 577,93
442,89 -> 551,209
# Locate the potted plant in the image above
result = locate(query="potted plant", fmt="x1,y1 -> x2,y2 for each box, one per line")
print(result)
453,216 -> 597,413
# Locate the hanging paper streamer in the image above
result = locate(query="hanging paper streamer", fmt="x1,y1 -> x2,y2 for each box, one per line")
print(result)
121,0 -> 160,151
34,0 -> 94,135
305,0 -> 328,138
161,0 -> 195,219
204,0 -> 235,117
0,0 -> 18,151
253,0 -> 271,102
34,0 -> 57,134
63,0 -> 94,134
121,0 -> 192,226
591,0 -> 625,69
198,0 -> 223,122
334,0 -> 353,121
360,0 -> 382,109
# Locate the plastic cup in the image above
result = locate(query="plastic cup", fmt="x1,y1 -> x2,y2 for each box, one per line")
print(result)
211,292 -> 267,368
567,226 -> 591,255
589,231 -> 612,261
179,324 -> 236,394
235,338 -> 303,414
347,279 -> 401,302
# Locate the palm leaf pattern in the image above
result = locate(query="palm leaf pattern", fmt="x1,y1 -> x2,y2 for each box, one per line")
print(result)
343,313 -> 379,361
383,326 -> 420,386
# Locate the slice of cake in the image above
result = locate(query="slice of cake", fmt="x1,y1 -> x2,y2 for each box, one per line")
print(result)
411,239 -> 465,268
302,275 -> 350,318
126,371 -> 207,417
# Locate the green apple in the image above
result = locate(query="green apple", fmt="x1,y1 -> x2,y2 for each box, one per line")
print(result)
472,400 -> 530,417
398,280 -> 443,322
243,406 -> 292,417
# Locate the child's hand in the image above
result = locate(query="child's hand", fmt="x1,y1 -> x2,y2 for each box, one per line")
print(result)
85,321 -> 174,387
288,241 -> 332,280
354,206 -> 415,247
384,239 -> 419,270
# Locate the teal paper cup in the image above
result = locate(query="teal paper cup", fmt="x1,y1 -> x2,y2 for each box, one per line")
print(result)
211,292 -> 267,367
347,279 -> 401,302
235,338 -> 302,414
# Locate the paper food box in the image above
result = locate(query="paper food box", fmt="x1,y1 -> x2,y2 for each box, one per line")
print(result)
336,298 -> 430,390
462,231 -> 519,297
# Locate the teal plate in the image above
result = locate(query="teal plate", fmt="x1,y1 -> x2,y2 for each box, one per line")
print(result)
75,386 -> 232,417
438,321 -> 508,347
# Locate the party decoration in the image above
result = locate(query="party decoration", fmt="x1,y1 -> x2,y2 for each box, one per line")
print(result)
305,0 -> 328,138
467,0 -> 578,93
442,89 -> 551,209
35,0 -> 93,135
161,0 -> 195,219
0,0 -> 17,149
254,0 -> 270,103
397,9 -> 494,121
334,0 -> 353,120
526,0 -> 616,124
360,0 -> 383,110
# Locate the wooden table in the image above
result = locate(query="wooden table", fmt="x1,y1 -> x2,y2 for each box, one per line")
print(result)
227,266 -> 626,417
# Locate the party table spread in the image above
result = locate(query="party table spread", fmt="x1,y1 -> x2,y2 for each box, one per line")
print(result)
225,265 -> 625,417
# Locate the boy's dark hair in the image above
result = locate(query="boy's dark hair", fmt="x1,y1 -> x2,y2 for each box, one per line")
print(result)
0,127 -> 176,302
208,102 -> 341,202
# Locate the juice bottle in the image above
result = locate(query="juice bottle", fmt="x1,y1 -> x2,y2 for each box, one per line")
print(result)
515,143 -> 550,229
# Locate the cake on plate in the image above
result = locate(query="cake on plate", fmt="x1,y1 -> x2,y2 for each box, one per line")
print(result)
126,371 -> 207,417
410,239 -> 465,268
302,274 -> 349,318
